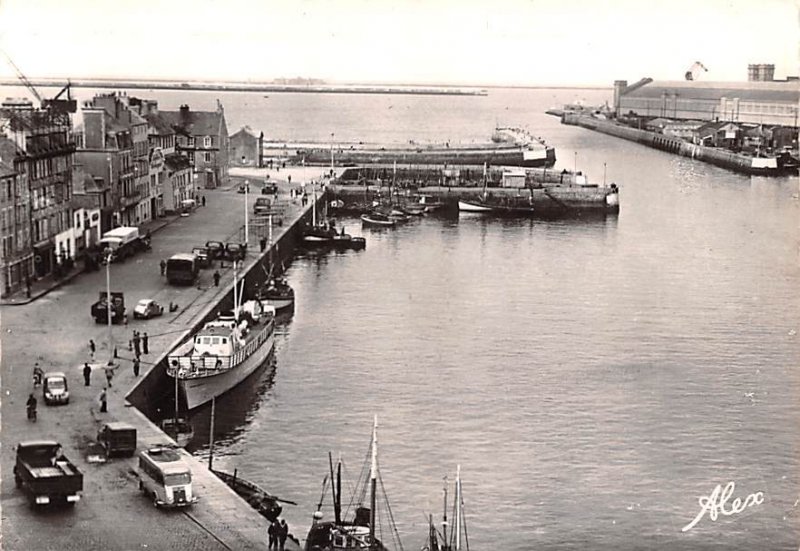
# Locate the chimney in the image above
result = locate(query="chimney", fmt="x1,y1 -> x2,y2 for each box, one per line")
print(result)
82,108 -> 107,149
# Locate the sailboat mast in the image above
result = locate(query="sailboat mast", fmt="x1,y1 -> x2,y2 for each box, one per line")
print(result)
369,415 -> 378,549
336,459 -> 342,525
455,465 -> 462,551
442,476 -> 448,550
233,261 -> 239,321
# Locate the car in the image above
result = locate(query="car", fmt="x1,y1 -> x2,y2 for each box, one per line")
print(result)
133,299 -> 164,320
43,372 -> 69,405
191,247 -> 211,268
262,181 -> 278,195
205,241 -> 224,260
237,182 -> 250,194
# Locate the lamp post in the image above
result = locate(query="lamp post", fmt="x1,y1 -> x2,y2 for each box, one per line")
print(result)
603,162 -> 607,187
104,247 -> 114,364
330,133 -> 335,176
244,180 -> 249,244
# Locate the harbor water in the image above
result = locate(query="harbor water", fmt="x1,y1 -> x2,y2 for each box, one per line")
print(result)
37,85 -> 800,548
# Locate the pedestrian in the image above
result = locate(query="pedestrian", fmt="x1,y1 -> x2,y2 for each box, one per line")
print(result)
278,519 -> 288,551
202,195 -> 206,207
83,362 -> 91,386
268,520 -> 277,550
89,339 -> 96,359
133,356 -> 140,377
260,237 -> 267,252
213,270 -> 221,287
287,174 -> 292,184
142,332 -> 149,355
160,259 -> 166,275
25,275 -> 31,299
99,388 -> 108,413
133,331 -> 141,357
104,363 -> 116,387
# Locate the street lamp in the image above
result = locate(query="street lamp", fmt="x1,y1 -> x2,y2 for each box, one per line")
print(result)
603,162 -> 607,187
330,133 -> 335,176
103,247 -> 115,364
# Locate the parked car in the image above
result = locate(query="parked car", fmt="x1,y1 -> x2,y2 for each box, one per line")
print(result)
43,372 -> 69,405
191,246 -> 211,268
205,241 -> 224,260
262,181 -> 278,195
133,299 -> 164,320
237,182 -> 249,194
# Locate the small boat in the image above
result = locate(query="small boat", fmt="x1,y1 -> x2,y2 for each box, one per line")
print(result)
211,468 -> 290,523
159,417 -> 194,448
458,194 -> 536,215
361,211 -> 397,227
332,233 -> 367,250
400,203 -> 426,216
422,466 -> 470,551
259,277 -> 295,313
418,194 -> 446,212
303,224 -> 338,245
305,417 -> 402,551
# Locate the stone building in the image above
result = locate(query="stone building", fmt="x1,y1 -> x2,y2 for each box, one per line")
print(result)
159,101 -> 229,189
229,126 -> 263,167
0,105 -> 75,281
0,136 -> 31,296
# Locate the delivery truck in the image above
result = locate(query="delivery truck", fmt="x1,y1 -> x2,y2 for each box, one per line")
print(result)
14,440 -> 83,507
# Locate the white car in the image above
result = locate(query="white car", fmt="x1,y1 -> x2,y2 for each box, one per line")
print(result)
133,299 -> 164,320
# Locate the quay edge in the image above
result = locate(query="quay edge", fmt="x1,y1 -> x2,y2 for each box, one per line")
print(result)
560,113 -> 797,177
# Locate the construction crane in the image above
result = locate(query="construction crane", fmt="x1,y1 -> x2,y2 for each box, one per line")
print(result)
1,48 -> 43,105
1,48 -> 76,118
685,61 -> 708,81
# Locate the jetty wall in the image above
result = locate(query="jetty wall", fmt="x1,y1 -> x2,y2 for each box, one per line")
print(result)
563,113 -> 784,176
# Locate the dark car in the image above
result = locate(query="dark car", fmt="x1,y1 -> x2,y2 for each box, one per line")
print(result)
205,241 -> 224,260
223,242 -> 247,262
237,182 -> 249,194
191,247 -> 211,268
262,181 -> 278,195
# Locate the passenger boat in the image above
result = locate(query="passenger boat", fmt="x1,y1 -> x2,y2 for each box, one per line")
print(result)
305,417 -> 402,551
167,264 -> 276,410
422,466 -> 470,551
360,212 -> 397,227
211,468 -> 289,522
259,277 -> 295,313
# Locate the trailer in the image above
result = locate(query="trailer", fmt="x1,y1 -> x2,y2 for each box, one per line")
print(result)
14,440 -> 83,507
99,226 -> 150,263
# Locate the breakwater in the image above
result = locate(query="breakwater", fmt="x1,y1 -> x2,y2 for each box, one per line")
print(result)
562,113 -> 794,176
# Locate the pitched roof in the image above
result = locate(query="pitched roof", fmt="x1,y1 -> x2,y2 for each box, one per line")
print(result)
0,137 -> 21,176
144,113 -> 175,136
164,152 -> 191,170
623,80 -> 800,103
159,109 -> 223,137
230,126 -> 258,139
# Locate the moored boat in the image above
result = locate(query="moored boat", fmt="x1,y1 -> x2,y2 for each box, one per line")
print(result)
159,417 -> 194,448
167,264 -> 276,410
259,277 -> 295,313
211,468 -> 289,522
305,417 -> 402,551
422,466 -> 470,551
361,211 -> 397,227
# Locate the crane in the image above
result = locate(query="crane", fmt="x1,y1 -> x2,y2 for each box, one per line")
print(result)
1,48 -> 43,105
1,48 -> 76,116
685,61 -> 708,81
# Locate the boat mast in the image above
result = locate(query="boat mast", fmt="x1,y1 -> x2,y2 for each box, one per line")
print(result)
455,465 -> 462,551
233,261 -> 239,321
442,476 -> 449,550
369,415 -> 378,549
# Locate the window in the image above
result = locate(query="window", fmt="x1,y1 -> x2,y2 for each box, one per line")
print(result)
188,137 -> 195,147
204,152 -> 212,163
203,136 -> 211,148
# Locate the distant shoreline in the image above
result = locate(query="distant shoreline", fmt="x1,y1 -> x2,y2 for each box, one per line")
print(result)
0,78 -> 611,94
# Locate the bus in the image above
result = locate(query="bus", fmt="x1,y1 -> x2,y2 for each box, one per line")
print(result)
137,446 -> 197,508
166,253 -> 199,285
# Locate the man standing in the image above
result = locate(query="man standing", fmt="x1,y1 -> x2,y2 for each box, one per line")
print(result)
133,331 -> 141,357
160,259 -> 166,276
99,388 -> 108,413
142,332 -> 149,355
213,270 -> 221,287
278,519 -> 288,551
89,339 -> 96,359
133,356 -> 140,377
267,520 -> 277,550
83,363 -> 92,386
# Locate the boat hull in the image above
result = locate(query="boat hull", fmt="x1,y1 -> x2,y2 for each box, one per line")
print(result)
458,200 -> 494,212
180,332 -> 275,410
263,297 -> 294,311
361,214 -> 396,227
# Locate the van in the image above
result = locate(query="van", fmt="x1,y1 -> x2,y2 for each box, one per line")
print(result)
137,446 -> 197,508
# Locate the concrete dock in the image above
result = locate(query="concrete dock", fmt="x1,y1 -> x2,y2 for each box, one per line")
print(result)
1,166 -> 328,550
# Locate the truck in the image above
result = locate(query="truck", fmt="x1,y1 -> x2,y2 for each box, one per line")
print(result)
253,196 -> 274,215
14,440 -> 83,507
166,253 -> 199,285
137,446 -> 198,508
97,422 -> 137,458
98,226 -> 150,263
91,291 -> 126,324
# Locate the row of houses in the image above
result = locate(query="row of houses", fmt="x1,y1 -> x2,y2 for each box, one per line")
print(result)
0,93 -> 230,297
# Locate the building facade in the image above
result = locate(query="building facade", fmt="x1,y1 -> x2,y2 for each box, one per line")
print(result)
0,137 -> 31,296
159,101 -> 229,189
229,126 -> 263,167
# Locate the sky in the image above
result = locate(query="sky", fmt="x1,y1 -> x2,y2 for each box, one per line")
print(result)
0,0 -> 797,88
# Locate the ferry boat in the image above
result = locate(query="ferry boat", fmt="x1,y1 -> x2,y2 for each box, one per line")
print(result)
167,265 -> 276,410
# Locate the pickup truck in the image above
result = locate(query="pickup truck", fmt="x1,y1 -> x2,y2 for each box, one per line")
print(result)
14,440 -> 83,506
91,291 -> 126,324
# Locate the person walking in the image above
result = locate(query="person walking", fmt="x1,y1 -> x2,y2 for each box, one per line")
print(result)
133,331 -> 141,357
133,356 -> 140,377
160,259 -> 166,276
202,195 -> 206,207
268,520 -> 277,550
213,270 -> 221,287
83,362 -> 92,386
89,339 -> 96,359
99,388 -> 108,413
278,519 -> 288,551
104,363 -> 117,388
142,332 -> 149,355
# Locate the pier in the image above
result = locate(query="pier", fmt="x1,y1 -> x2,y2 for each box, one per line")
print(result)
0,166 -> 328,551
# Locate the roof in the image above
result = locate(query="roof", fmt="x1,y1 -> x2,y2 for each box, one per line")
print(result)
0,137 -> 21,176
144,113 -> 176,136
72,166 -> 106,194
164,152 -> 191,170
622,79 -> 800,103
159,108 -> 224,137
230,126 -> 259,139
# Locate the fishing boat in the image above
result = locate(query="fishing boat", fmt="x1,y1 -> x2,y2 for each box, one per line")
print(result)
361,211 -> 397,227
259,277 -> 295,313
305,417 -> 403,551
400,202 -> 426,216
160,417 -> 194,448
457,193 -> 536,215
332,232 -> 367,250
211,468 -> 291,522
167,263 -> 276,409
422,466 -> 470,551
417,195 -> 446,212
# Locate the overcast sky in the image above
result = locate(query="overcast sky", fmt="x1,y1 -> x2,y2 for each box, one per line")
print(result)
0,0 -> 797,87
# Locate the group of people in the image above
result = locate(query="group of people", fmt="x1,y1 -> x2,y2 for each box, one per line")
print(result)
268,518 -> 290,550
